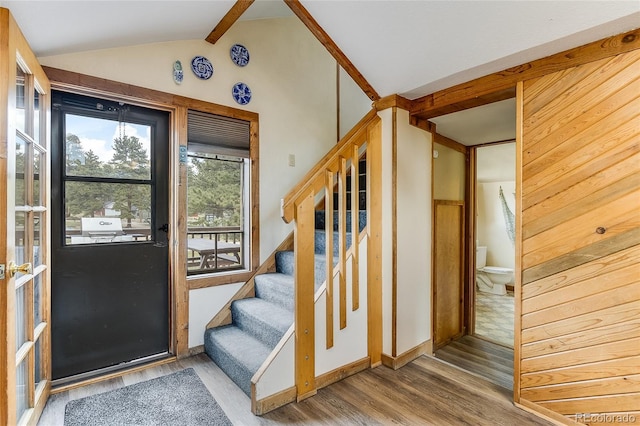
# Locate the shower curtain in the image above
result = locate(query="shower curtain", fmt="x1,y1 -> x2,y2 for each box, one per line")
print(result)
499,186 -> 515,246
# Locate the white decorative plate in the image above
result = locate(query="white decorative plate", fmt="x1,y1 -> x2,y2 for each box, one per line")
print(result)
232,82 -> 252,105
173,60 -> 183,84
191,56 -> 213,79
230,44 -> 249,67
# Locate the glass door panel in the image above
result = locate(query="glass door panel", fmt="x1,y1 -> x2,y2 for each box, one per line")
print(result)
16,360 -> 28,421
2,11 -> 51,425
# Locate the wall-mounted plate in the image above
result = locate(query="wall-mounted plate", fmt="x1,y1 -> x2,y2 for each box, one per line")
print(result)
191,56 -> 213,79
232,82 -> 252,105
230,44 -> 249,67
173,60 -> 183,84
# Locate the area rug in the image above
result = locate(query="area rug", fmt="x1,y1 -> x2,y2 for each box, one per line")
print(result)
64,368 -> 232,426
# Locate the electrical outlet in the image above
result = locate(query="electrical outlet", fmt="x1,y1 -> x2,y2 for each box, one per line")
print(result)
288,154 -> 295,167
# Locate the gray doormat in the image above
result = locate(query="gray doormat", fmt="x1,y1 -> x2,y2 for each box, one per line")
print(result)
64,368 -> 232,425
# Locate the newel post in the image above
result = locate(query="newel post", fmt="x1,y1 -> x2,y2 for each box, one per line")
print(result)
294,188 -> 317,401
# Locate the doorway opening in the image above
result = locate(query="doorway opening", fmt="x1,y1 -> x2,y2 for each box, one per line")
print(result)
430,97 -> 517,390
472,142 -> 516,348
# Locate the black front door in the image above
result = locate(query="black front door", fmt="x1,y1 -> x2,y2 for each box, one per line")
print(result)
50,91 -> 170,380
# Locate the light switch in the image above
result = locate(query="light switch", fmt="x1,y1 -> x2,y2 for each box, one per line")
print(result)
288,154 -> 295,167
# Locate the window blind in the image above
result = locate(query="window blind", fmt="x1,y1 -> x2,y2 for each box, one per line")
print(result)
187,110 -> 250,158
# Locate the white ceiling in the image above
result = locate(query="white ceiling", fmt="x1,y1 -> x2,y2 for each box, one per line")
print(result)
2,0 -> 639,144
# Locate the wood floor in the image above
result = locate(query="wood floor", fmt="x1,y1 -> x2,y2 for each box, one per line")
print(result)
38,351 -> 550,426
434,334 -> 515,391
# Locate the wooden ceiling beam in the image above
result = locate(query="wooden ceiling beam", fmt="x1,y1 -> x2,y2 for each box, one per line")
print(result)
205,0 -> 255,45
411,28 -> 640,120
284,0 -> 380,101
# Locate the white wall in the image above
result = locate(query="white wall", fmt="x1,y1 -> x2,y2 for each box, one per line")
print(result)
476,181 -> 515,269
433,143 -> 465,201
339,66 -> 373,139
188,283 -> 242,347
395,109 -> 432,353
476,143 -> 516,269
39,17 -> 343,348
379,108 -> 432,355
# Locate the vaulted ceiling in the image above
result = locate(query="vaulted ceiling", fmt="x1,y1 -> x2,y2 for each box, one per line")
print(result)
3,0 -> 639,144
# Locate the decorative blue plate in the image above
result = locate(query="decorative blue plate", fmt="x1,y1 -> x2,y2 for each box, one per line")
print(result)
191,56 -> 213,79
230,44 -> 249,67
232,82 -> 252,105
173,60 -> 183,84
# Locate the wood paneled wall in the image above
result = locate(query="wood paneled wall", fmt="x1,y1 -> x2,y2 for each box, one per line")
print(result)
518,48 -> 640,421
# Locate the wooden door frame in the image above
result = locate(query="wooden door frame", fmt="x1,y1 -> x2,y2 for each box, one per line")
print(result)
1,7 -> 52,425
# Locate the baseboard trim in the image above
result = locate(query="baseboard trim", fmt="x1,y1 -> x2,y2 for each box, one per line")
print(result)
251,356 -> 371,416
316,356 -> 371,390
382,340 -> 432,370
188,345 -> 204,356
252,385 -> 297,416
516,399 -> 575,426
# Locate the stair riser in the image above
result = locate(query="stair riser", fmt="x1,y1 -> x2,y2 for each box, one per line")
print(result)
314,230 -> 353,256
254,278 -> 294,311
275,251 -> 329,286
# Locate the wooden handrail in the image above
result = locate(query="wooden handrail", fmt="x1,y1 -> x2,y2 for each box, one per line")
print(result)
281,109 -> 382,402
281,109 -> 378,223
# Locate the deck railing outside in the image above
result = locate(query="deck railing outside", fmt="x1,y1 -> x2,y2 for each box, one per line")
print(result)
187,227 -> 244,274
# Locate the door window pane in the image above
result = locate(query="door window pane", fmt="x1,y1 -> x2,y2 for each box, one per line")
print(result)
35,338 -> 44,388
33,89 -> 40,144
33,212 -> 42,267
33,148 -> 43,206
65,114 -> 151,180
16,65 -> 25,134
15,211 -> 26,276
34,273 -> 42,326
16,136 -> 27,206
65,182 -> 151,245
15,282 -> 27,349
16,358 -> 28,422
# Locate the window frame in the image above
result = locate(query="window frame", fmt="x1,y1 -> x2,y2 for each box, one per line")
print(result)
185,151 -> 248,276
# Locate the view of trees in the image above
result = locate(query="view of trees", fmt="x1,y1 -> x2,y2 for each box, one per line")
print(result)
187,155 -> 242,227
65,132 -> 151,228
65,131 -> 243,231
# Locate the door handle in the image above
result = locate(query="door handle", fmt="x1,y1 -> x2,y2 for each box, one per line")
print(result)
8,261 -> 32,278
158,223 -> 169,233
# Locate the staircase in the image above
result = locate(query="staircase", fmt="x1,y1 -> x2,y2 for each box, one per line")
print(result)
204,210 -> 367,397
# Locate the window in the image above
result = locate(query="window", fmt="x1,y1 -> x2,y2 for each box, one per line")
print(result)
59,99 -> 157,245
186,110 -> 251,275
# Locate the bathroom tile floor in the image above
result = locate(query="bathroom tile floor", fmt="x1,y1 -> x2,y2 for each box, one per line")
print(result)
475,290 -> 514,347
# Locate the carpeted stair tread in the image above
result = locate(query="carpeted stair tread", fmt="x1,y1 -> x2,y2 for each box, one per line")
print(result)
254,273 -> 295,310
314,229 -> 353,256
231,298 -> 293,348
275,250 -> 336,287
204,325 -> 272,396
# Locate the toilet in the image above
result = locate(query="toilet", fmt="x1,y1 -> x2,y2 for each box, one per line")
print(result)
475,246 -> 512,295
